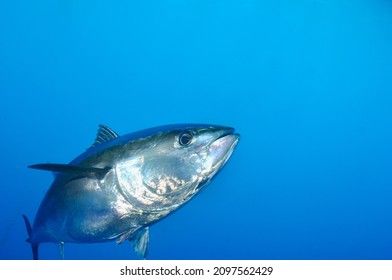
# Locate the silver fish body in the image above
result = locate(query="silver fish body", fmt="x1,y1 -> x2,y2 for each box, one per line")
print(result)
24,124 -> 240,259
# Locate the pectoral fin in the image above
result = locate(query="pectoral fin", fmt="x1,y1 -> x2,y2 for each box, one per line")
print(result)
129,227 -> 149,259
29,163 -> 111,180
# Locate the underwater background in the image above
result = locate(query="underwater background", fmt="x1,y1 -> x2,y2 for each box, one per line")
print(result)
1,0 -> 392,260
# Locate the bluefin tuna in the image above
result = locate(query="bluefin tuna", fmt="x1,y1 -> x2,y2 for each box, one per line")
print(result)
23,124 -> 240,259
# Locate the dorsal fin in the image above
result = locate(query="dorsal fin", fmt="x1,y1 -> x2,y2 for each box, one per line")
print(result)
92,124 -> 119,147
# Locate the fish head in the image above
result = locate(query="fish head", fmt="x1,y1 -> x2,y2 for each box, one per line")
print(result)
117,124 -> 240,212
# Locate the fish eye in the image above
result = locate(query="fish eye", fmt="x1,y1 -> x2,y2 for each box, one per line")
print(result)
179,130 -> 193,146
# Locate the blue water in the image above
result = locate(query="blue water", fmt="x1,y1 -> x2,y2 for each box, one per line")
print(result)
1,0 -> 392,260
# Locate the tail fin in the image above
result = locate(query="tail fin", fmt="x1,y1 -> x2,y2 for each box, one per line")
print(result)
22,215 -> 38,260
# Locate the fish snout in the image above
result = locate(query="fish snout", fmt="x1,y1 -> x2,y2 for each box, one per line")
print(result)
208,127 -> 240,167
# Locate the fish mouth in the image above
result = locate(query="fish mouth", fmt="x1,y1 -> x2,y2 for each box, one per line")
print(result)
208,127 -> 240,171
194,127 -> 239,192
214,127 -> 240,147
